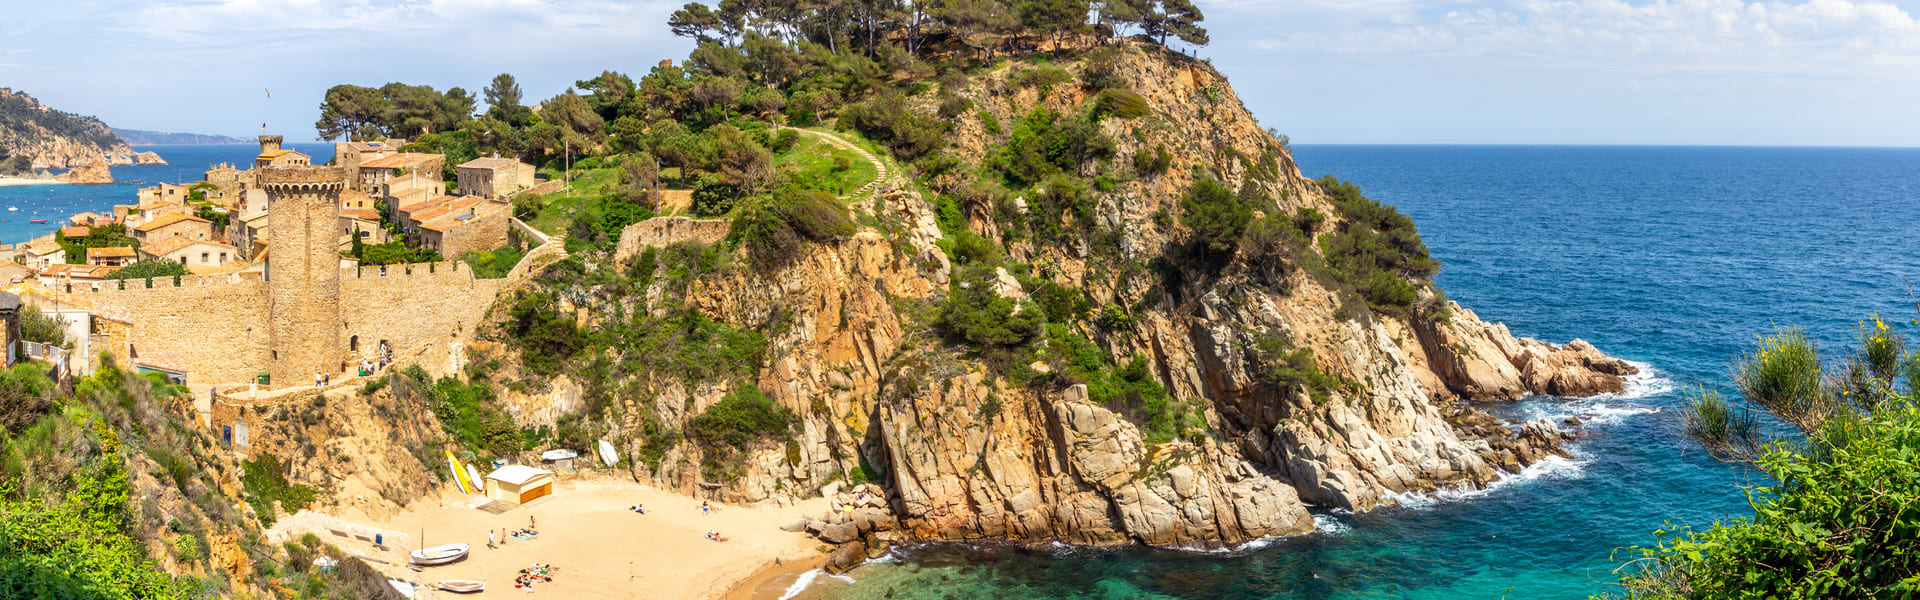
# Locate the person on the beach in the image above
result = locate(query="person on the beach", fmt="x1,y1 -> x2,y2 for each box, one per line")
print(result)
489,530 -> 497,549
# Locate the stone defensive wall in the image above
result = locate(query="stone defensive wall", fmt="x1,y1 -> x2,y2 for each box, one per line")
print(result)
339,260 -> 507,377
612,216 -> 732,266
75,260 -> 507,385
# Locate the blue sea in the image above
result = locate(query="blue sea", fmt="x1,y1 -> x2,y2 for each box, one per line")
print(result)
793,146 -> 1920,600
0,143 -> 333,245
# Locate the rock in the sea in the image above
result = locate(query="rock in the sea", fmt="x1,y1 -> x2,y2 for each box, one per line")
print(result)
133,151 -> 167,165
825,540 -> 867,574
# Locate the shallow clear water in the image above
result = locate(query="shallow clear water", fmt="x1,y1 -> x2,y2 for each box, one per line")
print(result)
799,146 -> 1920,599
0,143 -> 333,245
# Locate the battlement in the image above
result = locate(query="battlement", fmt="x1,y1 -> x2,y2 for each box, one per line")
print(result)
257,166 -> 346,188
74,271 -> 266,295
349,260 -> 472,279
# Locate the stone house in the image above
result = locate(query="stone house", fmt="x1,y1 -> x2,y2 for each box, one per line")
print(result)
20,239 -> 65,271
132,213 -> 213,245
336,141 -> 396,179
396,195 -> 483,235
137,183 -> 192,207
85,247 -> 135,268
455,157 -> 538,199
340,189 -> 378,211
415,199 -> 510,259
118,197 -> 188,230
339,208 -> 388,250
379,173 -> 440,223
68,212 -> 114,227
138,237 -> 240,274
0,261 -> 34,285
233,212 -> 271,259
38,263 -> 112,287
356,153 -> 444,194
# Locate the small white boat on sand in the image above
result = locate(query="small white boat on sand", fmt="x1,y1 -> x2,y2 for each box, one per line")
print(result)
409,543 -> 470,566
541,449 -> 578,461
437,580 -> 486,593
388,580 -> 416,598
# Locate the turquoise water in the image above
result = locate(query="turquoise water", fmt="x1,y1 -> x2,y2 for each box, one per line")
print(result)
0,143 -> 333,245
799,146 -> 1920,599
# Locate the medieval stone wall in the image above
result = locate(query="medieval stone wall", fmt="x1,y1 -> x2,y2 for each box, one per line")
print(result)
80,275 -> 272,384
340,261 -> 506,376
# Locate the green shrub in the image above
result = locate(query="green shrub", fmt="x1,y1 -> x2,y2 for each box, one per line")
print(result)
1612,322 -> 1920,598
1132,143 -> 1172,176
1092,89 -> 1151,120
730,189 -> 855,270
106,258 -> 190,280
937,266 -> 1044,351
691,174 -> 739,217
937,95 -> 975,119
240,454 -> 317,526
839,92 -> 950,161
979,110 -> 1002,136
502,289 -> 586,372
1316,176 -> 1440,316
19,305 -> 70,349
1180,179 -> 1253,269
687,387 -> 798,481
461,245 -> 526,279
947,231 -> 1001,266
986,109 -> 1114,187
1011,66 -> 1074,95
1252,335 -> 1357,406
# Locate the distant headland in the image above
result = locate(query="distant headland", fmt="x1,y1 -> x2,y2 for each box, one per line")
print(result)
112,128 -> 253,145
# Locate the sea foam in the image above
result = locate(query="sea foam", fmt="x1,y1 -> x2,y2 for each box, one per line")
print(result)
778,569 -> 857,600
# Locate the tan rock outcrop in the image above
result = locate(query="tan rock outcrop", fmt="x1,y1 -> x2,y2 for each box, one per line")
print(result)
57,160 -> 113,184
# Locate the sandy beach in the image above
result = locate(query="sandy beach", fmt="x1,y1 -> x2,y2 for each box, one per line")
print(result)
275,476 -> 833,600
0,177 -> 64,187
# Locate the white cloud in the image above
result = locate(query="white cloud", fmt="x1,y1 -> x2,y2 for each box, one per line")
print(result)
1225,0 -> 1920,73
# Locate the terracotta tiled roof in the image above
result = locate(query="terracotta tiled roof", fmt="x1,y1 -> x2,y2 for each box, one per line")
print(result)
340,208 -> 381,221
419,202 -> 507,232
142,236 -> 235,257
43,263 -> 113,279
134,212 -> 210,232
87,246 -> 136,259
361,153 -> 442,170
457,157 -> 526,170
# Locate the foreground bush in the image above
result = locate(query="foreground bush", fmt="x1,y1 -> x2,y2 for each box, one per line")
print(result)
1610,320 -> 1920,598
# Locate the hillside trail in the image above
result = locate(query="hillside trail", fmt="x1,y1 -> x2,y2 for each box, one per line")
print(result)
781,127 -> 893,200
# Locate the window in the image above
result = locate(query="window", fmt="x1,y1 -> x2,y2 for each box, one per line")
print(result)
178,257 -> 186,265
200,252 -> 209,263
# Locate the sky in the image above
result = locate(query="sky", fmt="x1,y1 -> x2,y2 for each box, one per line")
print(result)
2,0 -> 1918,145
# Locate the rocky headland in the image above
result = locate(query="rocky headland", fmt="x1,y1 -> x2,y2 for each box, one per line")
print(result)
439,41 -> 1637,559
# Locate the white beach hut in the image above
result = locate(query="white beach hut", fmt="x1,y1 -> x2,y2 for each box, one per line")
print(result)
483,465 -> 555,503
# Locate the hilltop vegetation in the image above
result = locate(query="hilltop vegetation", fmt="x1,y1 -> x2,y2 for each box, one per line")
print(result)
0,89 -> 132,170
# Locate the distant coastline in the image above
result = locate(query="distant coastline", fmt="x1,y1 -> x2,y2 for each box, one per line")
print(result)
113,128 -> 252,146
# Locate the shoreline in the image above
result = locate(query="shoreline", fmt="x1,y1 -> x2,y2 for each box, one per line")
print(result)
721,554 -> 831,600
272,475 -> 831,600
0,178 -> 66,187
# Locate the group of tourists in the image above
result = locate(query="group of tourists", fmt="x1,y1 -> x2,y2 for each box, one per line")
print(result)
513,563 -> 556,591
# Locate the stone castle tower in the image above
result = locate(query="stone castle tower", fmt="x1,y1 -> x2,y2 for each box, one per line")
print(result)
258,151 -> 345,386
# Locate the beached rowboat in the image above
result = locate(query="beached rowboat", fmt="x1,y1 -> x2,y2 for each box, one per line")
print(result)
408,543 -> 470,566
437,580 -> 486,593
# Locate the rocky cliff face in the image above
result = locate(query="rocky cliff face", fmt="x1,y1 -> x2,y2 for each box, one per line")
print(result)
0,88 -> 138,170
466,41 -> 1634,551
